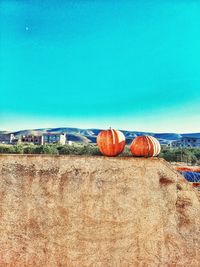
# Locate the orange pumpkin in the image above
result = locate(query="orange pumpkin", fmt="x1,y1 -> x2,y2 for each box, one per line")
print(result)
130,135 -> 161,157
97,128 -> 125,156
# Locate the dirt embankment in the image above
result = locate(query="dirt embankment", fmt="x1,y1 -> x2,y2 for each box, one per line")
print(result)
0,155 -> 200,267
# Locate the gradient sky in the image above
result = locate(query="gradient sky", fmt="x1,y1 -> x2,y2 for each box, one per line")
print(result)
0,0 -> 200,132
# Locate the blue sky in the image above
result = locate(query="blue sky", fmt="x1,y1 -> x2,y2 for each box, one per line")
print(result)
0,0 -> 200,132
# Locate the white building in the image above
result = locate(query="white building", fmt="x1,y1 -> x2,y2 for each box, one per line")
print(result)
67,141 -> 73,146
0,133 -> 15,144
43,133 -> 66,145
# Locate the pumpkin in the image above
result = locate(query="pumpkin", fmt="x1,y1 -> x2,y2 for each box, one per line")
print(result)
97,128 -> 125,156
130,135 -> 161,157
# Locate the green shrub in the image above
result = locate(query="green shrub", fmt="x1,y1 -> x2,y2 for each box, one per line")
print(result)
0,142 -> 200,162
23,144 -> 38,154
13,145 -> 24,154
36,145 -> 59,155
0,144 -> 25,154
159,147 -> 199,164
57,145 -> 70,155
0,145 -> 15,154
119,146 -> 131,157
58,144 -> 101,156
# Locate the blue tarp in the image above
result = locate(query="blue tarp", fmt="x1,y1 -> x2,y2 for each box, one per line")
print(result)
180,171 -> 200,182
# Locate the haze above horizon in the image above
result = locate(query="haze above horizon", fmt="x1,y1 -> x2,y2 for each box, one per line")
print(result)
0,0 -> 200,132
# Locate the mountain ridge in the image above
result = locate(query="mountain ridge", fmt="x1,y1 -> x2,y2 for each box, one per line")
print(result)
1,127 -> 200,145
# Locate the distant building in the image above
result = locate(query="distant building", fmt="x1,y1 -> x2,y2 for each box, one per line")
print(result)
161,143 -> 171,149
21,135 -> 43,145
0,133 -> 15,144
43,133 -> 66,145
12,138 -> 21,145
171,137 -> 200,148
67,141 -> 73,146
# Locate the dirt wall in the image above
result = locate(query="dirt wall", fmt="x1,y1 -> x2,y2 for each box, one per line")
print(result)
0,155 -> 200,267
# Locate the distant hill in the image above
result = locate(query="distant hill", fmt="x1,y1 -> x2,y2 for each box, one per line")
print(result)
2,127 -> 200,145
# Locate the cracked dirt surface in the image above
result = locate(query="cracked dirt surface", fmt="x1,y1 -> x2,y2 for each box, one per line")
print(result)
0,155 -> 199,267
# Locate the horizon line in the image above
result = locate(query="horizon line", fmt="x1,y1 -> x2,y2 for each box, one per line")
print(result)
1,126 -> 200,135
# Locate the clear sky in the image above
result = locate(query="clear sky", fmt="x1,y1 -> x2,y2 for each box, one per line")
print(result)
0,0 -> 200,132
